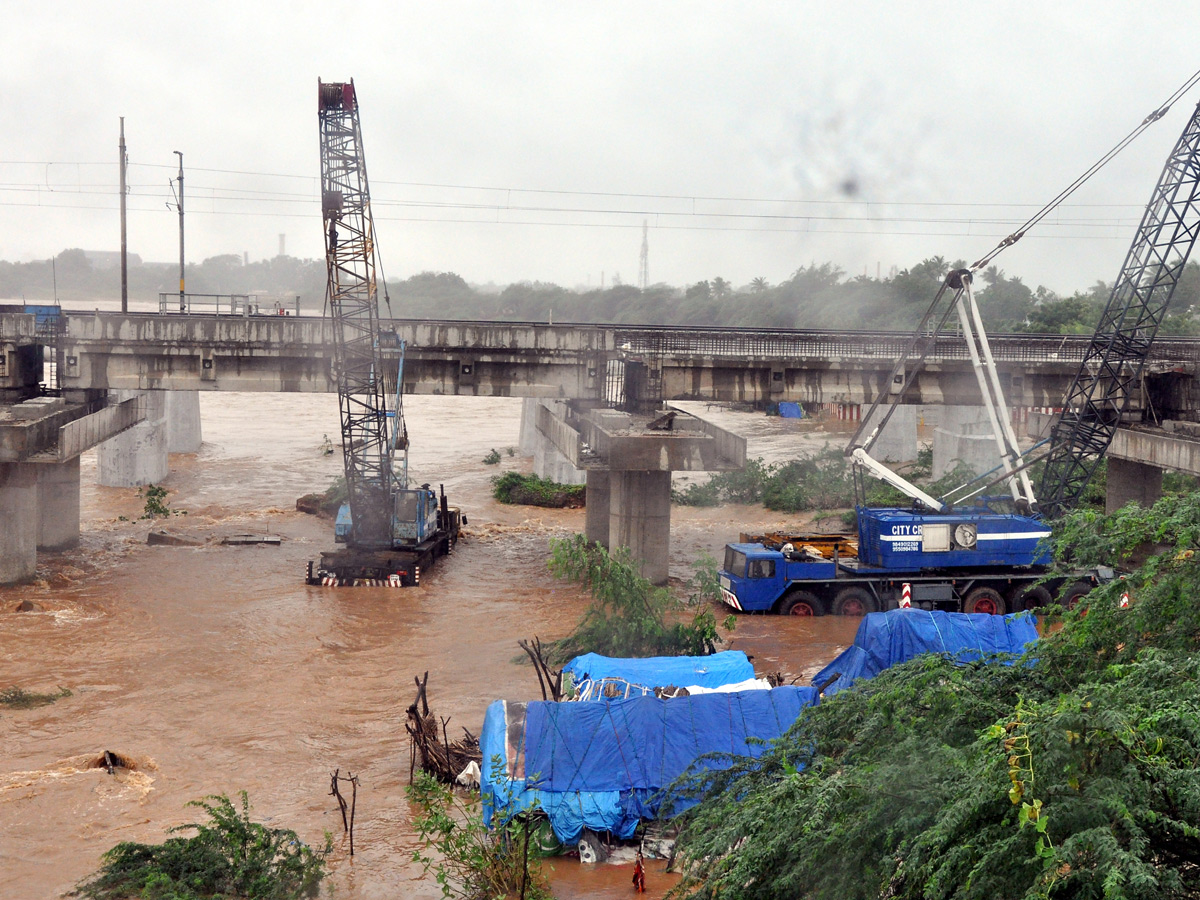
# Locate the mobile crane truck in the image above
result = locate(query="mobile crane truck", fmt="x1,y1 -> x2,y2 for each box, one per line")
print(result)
721,91 -> 1200,615
306,80 -> 464,587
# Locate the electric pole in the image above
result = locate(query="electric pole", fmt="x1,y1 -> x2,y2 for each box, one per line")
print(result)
119,118 -> 128,313
638,220 -> 649,291
174,151 -> 184,313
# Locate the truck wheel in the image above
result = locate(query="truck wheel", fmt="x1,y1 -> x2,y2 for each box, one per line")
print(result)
779,590 -> 824,616
1060,581 -> 1092,610
832,587 -> 876,616
964,587 -> 1006,615
1013,585 -> 1052,611
577,830 -> 608,864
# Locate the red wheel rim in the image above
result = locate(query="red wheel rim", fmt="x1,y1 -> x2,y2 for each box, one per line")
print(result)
974,598 -> 999,615
788,602 -> 815,616
842,598 -> 866,616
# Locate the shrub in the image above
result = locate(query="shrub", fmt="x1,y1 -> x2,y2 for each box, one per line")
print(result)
492,472 -> 585,508
408,770 -> 551,900
548,535 -> 733,662
72,793 -> 328,900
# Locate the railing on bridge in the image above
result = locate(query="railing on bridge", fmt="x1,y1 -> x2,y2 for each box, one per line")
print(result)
611,325 -> 1200,366
158,293 -> 302,317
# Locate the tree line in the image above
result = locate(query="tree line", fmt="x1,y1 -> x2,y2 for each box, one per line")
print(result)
5,249 -> 1200,335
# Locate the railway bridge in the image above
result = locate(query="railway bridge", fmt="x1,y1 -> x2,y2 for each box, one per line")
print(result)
3,307 -> 1200,584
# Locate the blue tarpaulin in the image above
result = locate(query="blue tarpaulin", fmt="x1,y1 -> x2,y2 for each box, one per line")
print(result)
778,401 -> 804,419
561,650 -> 754,694
480,686 -> 819,843
812,608 -> 1038,696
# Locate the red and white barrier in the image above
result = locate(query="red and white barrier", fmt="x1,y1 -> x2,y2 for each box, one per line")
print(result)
899,582 -> 912,609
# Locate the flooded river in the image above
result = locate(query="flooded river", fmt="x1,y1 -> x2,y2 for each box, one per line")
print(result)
0,395 -> 861,898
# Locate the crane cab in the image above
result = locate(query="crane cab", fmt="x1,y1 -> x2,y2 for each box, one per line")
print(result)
392,486 -> 440,546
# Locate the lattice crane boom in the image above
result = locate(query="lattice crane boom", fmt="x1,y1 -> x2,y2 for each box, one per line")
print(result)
318,79 -> 397,550
1038,100 -> 1200,517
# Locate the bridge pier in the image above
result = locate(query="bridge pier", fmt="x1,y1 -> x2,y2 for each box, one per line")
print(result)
0,462 -> 38,583
585,469 -> 611,547
166,390 -> 202,453
538,402 -> 745,584
861,404 -> 918,463
1106,457 -> 1163,513
98,390 -> 168,486
933,406 -> 997,479
607,471 -> 672,583
37,457 -> 81,550
519,399 -> 585,484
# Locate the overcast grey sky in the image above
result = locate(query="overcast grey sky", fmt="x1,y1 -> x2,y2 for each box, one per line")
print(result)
4,1 -> 1199,295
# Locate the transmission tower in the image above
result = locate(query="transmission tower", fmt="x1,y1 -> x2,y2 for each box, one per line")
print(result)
638,220 -> 649,290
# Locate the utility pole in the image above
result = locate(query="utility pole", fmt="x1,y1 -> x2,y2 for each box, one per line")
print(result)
119,118 -> 128,313
174,151 -> 185,313
638,220 -> 649,291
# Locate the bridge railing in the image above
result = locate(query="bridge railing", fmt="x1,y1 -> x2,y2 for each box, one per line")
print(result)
158,293 -> 302,317
612,326 -> 1200,366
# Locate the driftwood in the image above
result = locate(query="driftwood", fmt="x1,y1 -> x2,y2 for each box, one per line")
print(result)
517,636 -> 564,702
404,671 -> 481,784
329,768 -> 358,855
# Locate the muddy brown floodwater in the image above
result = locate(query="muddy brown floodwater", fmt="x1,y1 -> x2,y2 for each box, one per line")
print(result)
0,394 -> 862,899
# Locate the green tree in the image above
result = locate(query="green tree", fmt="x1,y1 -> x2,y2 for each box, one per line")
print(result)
668,493 -> 1200,900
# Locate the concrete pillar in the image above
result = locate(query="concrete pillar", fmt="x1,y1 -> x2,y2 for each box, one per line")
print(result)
1106,457 -> 1163,514
518,398 -> 540,456
36,456 -> 81,550
863,404 -> 918,463
527,399 -> 585,485
534,437 -> 586,485
98,391 -> 169,487
165,390 -> 202,453
609,470 -> 671,585
0,462 -> 38,584
585,469 -> 611,548
933,406 -> 996,479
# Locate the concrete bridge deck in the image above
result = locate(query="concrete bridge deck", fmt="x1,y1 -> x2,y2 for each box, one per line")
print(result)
4,311 -> 1200,408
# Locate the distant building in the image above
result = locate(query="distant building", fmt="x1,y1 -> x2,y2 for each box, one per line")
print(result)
83,250 -> 143,270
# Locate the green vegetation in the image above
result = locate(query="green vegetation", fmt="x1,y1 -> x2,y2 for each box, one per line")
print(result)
0,685 -> 71,709
492,472 -> 585,508
407,770 -> 551,900
72,793 -> 328,900
673,447 -> 976,515
666,493 -> 1200,900
139,484 -> 184,519
548,535 -> 733,662
12,249 -> 1200,336
296,476 -> 347,519
482,448 -> 502,465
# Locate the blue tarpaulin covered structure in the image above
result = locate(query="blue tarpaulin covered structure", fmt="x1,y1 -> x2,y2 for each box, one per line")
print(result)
778,401 -> 804,419
813,608 -> 1038,696
561,650 -> 754,697
480,686 -> 818,843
